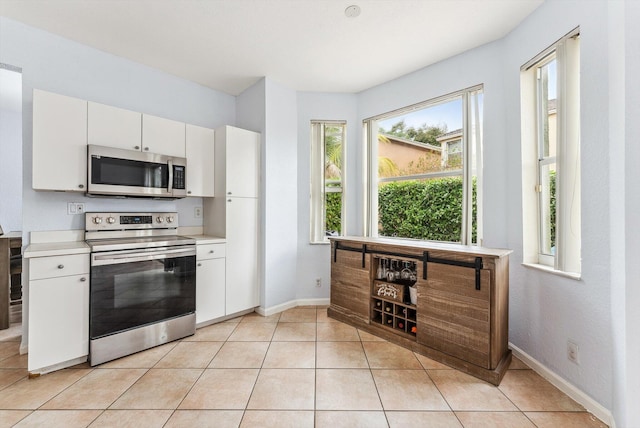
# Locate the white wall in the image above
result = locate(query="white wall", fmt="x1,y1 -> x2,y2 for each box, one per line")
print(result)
236,78 -> 299,309
296,93 -> 358,299
503,0 -> 613,411
621,0 -> 640,425
0,107 -> 22,233
609,0 -> 627,425
0,17 -> 236,239
262,79 -> 298,307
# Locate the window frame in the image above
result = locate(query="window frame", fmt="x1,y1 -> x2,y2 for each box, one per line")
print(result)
310,120 -> 347,244
363,85 -> 483,245
521,28 -> 581,275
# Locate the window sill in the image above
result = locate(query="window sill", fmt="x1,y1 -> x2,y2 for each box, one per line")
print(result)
310,241 -> 331,246
521,262 -> 581,281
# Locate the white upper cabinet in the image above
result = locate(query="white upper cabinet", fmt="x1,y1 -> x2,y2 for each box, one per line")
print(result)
32,89 -> 87,192
215,125 -> 260,198
142,114 -> 186,158
88,102 -> 141,151
185,124 -> 215,197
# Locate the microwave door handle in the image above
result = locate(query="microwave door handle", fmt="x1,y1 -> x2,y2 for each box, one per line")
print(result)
168,160 -> 174,194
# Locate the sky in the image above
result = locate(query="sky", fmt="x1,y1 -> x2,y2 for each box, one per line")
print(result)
378,97 -> 466,134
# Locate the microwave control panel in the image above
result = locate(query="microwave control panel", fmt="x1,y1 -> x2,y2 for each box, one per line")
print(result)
173,166 -> 186,190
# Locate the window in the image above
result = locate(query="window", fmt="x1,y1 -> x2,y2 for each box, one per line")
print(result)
310,121 -> 346,243
521,28 -> 580,275
363,86 -> 483,244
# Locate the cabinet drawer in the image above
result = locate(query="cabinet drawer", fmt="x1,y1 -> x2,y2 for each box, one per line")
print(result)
30,254 -> 89,280
197,243 -> 225,260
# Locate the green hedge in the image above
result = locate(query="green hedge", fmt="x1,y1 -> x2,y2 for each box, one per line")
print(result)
378,178 -> 476,242
325,177 -> 477,242
326,192 -> 342,234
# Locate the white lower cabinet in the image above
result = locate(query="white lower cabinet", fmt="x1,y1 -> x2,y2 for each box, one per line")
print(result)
28,254 -> 89,374
195,243 -> 226,325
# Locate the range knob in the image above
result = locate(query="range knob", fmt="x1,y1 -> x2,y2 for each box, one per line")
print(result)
107,217 -> 116,224
156,216 -> 165,223
93,216 -> 103,224
166,216 -> 174,224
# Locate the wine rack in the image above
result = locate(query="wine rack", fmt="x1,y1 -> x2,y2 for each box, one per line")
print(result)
371,297 -> 417,338
370,255 -> 418,338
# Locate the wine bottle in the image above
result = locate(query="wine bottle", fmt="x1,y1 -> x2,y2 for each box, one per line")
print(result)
386,318 -> 393,325
385,305 -> 392,312
375,300 -> 382,308
397,321 -> 404,329
376,259 -> 384,279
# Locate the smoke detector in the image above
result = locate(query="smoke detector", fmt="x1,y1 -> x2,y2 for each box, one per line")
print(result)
344,5 -> 361,18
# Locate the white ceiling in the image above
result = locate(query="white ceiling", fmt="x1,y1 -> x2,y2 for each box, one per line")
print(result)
0,0 -> 543,96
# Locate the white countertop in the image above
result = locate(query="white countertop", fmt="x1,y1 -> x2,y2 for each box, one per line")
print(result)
23,231 -> 224,257
183,234 -> 226,244
331,236 -> 512,258
24,241 -> 91,258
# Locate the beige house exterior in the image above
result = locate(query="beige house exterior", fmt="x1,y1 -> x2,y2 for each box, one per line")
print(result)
378,133 -> 441,176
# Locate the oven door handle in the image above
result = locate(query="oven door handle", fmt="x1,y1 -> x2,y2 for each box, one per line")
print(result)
168,159 -> 174,194
92,246 -> 195,266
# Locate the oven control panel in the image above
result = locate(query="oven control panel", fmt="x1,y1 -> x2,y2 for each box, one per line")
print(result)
86,212 -> 178,231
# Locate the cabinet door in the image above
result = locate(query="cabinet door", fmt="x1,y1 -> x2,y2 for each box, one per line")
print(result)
142,114 -> 185,157
330,246 -> 371,323
32,89 -> 87,192
186,124 -> 215,197
88,102 -> 141,151
416,263 -> 492,368
196,257 -> 226,324
225,197 -> 259,314
28,274 -> 89,372
225,126 -> 260,198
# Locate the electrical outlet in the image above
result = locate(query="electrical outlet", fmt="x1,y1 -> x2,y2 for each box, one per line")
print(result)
67,202 -> 77,215
315,278 -> 322,287
194,206 -> 202,218
567,340 -> 579,364
76,203 -> 85,214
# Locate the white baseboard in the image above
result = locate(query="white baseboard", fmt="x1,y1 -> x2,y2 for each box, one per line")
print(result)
256,298 -> 330,317
509,343 -> 614,427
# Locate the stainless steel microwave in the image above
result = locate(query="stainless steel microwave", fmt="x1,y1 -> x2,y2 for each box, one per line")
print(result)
87,145 -> 186,198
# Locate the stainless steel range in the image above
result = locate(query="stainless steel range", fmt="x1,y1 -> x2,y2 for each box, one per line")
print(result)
85,212 -> 196,366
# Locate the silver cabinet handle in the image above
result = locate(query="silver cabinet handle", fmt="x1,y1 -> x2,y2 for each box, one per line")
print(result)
228,199 -> 232,202
197,263 -> 202,267
134,145 -> 140,150
80,277 -> 87,282
144,147 -> 149,151
209,250 -> 214,253
57,264 -> 64,269
78,184 -> 84,189
187,191 -> 192,194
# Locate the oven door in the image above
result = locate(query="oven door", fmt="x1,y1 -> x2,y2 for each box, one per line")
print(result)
89,245 -> 196,340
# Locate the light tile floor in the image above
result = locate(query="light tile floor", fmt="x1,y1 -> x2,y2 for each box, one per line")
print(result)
0,307 -> 608,428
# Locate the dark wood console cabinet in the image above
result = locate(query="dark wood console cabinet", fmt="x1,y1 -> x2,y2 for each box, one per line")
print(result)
328,236 -> 512,385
